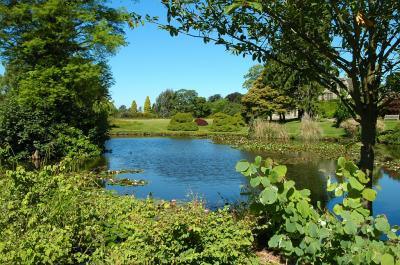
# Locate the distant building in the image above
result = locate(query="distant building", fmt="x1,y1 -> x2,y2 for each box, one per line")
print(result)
319,78 -> 352,101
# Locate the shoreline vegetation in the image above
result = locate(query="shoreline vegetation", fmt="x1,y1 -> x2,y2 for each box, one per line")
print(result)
110,118 -> 400,174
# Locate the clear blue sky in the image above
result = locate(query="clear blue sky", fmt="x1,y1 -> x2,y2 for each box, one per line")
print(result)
0,0 -> 256,109
109,0 -> 255,108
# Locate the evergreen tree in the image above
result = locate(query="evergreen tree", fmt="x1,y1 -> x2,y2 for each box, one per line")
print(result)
130,100 -> 138,113
144,96 -> 151,113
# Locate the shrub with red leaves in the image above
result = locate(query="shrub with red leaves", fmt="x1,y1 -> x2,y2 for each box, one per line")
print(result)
195,118 -> 208,126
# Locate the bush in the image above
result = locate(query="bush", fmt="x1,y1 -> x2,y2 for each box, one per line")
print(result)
194,118 -> 208,126
379,124 -> 400,144
236,156 -> 400,265
250,119 -> 289,141
167,113 -> 199,131
210,112 -> 241,132
0,165 -> 257,264
299,114 -> 322,141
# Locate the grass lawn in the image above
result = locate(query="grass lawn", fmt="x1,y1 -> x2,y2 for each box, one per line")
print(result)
284,120 -> 346,138
110,118 -> 400,138
110,118 -> 248,136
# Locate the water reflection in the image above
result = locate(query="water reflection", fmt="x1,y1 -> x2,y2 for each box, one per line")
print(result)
104,137 -> 400,225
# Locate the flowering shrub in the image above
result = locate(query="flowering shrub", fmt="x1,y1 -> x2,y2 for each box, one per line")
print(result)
194,118 -> 208,126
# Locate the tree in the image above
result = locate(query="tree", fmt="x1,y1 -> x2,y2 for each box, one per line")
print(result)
208,94 -> 222,102
154,89 -> 176,118
0,0 -> 133,159
144,96 -> 151,114
241,71 -> 280,121
130,100 -> 138,113
161,1 -> 400,211
225,92 -> 243,104
192,96 -> 211,117
242,64 -> 264,90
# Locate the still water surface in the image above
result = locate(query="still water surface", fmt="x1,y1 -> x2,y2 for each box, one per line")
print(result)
104,137 -> 400,225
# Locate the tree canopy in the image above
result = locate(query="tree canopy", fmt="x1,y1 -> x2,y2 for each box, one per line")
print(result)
0,0 -> 132,160
160,0 -> 400,204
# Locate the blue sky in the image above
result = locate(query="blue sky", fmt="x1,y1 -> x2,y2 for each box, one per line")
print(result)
0,0 -> 256,108
108,0 -> 255,108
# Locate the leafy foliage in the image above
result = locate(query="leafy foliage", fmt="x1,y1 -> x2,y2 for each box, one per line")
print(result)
236,156 -> 400,264
210,113 -> 243,132
379,124 -> 400,145
0,0 -> 133,161
0,164 -> 257,264
144,96 -> 152,114
167,113 -> 199,131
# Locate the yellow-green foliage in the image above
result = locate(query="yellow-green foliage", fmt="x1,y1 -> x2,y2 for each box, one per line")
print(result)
0,164 -> 257,264
250,119 -> 289,141
211,112 -> 242,132
167,112 -> 199,131
144,96 -> 151,114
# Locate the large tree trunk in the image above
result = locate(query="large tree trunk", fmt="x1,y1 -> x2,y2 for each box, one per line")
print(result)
359,105 -> 377,215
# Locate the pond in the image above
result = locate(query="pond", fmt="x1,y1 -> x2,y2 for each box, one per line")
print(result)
104,137 -> 400,225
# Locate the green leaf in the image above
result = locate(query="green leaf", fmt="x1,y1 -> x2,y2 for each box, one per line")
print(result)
375,216 -> 390,233
260,187 -> 278,205
297,200 -> 310,218
268,234 -> 282,248
338,157 -> 346,168
362,188 -> 377,201
381,253 -> 394,265
224,3 -> 241,14
254,156 -> 262,166
250,177 -> 261,187
344,221 -> 357,235
285,220 -> 297,233
236,161 -> 249,172
260,177 -> 270,187
348,177 -> 364,191
273,165 -> 287,177
265,158 -> 273,168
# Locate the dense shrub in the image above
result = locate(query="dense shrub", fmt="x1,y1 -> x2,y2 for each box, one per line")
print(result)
0,165 -> 257,264
210,112 -> 242,132
250,119 -> 289,141
299,114 -> 322,141
167,113 -> 199,131
379,124 -> 400,144
0,98 -> 101,163
236,156 -> 400,264
194,118 -> 208,126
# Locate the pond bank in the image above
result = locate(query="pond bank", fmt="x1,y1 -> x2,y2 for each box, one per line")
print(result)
211,135 -> 400,174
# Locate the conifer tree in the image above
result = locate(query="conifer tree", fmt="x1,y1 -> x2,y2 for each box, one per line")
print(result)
130,100 -> 138,113
144,96 -> 151,113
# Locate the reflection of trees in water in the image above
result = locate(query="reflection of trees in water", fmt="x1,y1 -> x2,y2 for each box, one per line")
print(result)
286,160 -> 336,209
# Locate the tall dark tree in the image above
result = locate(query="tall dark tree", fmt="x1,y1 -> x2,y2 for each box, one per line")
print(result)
208,94 -> 222,102
161,0 -> 400,211
0,0 -> 134,159
225,92 -> 243,104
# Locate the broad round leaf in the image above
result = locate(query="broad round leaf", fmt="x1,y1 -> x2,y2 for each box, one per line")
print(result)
236,161 -> 249,172
260,187 -> 278,204
362,188 -> 377,201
